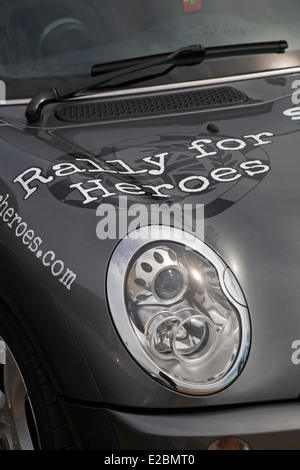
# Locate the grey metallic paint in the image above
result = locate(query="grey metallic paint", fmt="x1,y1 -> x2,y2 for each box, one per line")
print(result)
1,66 -> 300,448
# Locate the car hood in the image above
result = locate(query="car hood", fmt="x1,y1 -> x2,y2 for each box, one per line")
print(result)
1,72 -> 300,407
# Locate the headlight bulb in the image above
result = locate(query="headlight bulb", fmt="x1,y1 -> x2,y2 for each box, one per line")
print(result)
127,246 -> 188,305
154,268 -> 185,301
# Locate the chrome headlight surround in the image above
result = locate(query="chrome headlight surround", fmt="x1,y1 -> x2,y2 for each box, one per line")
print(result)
106,226 -> 250,396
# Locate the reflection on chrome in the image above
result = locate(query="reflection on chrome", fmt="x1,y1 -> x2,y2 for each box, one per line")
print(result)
107,226 -> 251,395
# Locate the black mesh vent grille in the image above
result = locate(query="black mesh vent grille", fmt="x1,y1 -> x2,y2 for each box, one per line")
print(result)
54,86 -> 248,122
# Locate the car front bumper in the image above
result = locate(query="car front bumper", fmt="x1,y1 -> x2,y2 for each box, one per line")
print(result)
62,399 -> 300,450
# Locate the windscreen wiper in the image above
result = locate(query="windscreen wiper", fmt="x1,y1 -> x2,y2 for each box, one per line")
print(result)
92,40 -> 288,76
25,40 -> 288,123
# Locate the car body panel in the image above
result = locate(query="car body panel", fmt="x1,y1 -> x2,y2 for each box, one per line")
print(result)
1,71 -> 300,412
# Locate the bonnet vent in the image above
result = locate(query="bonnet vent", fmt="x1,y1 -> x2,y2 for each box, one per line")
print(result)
54,86 -> 248,122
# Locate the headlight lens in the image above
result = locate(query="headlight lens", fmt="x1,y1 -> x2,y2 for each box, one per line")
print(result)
154,268 -> 185,301
107,226 -> 250,395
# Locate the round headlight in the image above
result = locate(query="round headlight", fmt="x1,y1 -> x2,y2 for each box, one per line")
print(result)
107,226 -> 250,396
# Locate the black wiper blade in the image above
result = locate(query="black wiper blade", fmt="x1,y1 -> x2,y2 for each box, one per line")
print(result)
92,40 -> 288,76
25,40 -> 288,123
26,44 -> 206,122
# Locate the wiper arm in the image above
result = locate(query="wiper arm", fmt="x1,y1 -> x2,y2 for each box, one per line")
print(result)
25,44 -> 206,122
25,40 -> 288,123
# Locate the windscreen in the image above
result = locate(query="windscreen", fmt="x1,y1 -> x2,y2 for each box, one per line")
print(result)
0,0 -> 300,96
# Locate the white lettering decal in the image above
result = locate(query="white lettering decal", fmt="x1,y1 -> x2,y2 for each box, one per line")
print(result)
13,168 -> 53,199
179,175 -> 210,193
211,167 -> 241,182
0,193 -> 76,290
142,184 -> 174,197
114,183 -> 145,195
76,158 -> 117,173
240,160 -> 270,176
216,139 -> 246,151
12,131 -> 273,204
243,132 -> 274,146
52,162 -> 86,177
142,152 -> 169,175
105,159 -> 147,174
188,139 -> 216,159
69,179 -> 117,204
